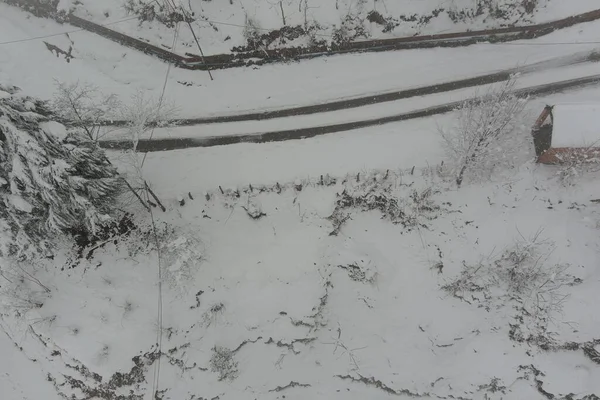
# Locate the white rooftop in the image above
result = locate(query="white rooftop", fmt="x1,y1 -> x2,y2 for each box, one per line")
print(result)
552,103 -> 600,148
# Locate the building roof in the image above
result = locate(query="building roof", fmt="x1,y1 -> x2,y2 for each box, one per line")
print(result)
552,103 -> 600,148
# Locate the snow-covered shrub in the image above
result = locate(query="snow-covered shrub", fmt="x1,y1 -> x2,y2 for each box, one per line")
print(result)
52,81 -> 120,142
447,0 -> 541,23
159,233 -> 204,290
555,147 -> 600,186
114,222 -> 203,290
338,260 -> 377,284
243,14 -> 262,49
242,197 -> 266,219
0,88 -> 123,259
442,230 -> 575,342
329,177 -> 440,234
0,262 -> 51,314
439,76 -> 529,187
202,302 -> 225,327
3,0 -> 68,20
108,91 -> 178,212
332,13 -> 368,45
120,91 -> 177,150
122,0 -> 191,27
209,346 -> 238,381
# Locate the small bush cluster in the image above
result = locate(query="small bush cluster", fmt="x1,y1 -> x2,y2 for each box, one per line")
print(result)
328,177 -> 440,235
442,230 -> 577,342
209,346 -> 238,381
448,0 -> 540,24
338,260 -> 377,284
332,14 -> 369,46
123,0 -> 192,27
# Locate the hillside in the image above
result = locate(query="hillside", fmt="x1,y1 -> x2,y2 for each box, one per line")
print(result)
23,0 -> 600,55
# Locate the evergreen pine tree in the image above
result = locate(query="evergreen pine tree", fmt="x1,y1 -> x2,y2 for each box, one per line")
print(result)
0,85 -> 123,259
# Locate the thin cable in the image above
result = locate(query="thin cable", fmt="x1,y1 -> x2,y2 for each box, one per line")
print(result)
0,15 -> 140,46
140,21 -> 180,168
148,196 -> 164,400
144,18 -> 179,400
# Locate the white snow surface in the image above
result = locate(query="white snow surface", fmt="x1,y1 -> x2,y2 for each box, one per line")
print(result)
3,162 -> 600,400
0,332 -> 62,400
552,103 -> 600,147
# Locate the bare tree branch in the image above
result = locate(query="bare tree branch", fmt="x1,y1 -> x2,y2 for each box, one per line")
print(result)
439,75 -> 528,187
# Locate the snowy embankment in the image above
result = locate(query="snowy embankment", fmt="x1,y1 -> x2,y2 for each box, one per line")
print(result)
67,0 -> 600,56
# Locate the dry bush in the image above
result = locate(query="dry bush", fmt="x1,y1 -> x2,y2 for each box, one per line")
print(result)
329,178 -> 440,235
202,302 -> 225,328
243,14 -> 262,48
332,13 -> 368,45
555,147 -> 600,186
0,261 -> 51,316
122,0 -> 191,27
338,260 -> 377,284
209,346 -> 238,381
52,81 -> 120,142
159,233 -> 204,290
442,230 -> 576,337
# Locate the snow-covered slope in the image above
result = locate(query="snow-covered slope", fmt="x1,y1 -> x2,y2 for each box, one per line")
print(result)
2,159 -> 600,400
67,0 -> 600,55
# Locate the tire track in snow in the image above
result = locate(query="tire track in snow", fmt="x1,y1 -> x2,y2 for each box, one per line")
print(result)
101,50 -> 599,127
100,74 -> 600,152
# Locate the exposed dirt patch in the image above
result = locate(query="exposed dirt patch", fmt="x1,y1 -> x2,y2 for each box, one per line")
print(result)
66,213 -> 137,261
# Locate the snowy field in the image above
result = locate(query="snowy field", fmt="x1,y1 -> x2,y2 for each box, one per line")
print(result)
2,1 -> 600,400
3,149 -> 600,400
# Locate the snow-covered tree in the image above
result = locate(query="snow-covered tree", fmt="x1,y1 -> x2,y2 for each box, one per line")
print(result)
439,76 -> 529,187
52,81 -> 120,142
0,85 -> 123,259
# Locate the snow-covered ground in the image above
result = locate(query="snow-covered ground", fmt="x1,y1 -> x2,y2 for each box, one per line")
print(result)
2,2 -> 600,400
0,332 -> 62,400
4,152 -> 600,399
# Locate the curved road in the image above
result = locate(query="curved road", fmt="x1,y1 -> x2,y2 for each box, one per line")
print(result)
100,74 -> 600,152
99,50 -> 599,127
